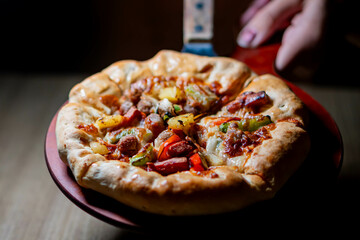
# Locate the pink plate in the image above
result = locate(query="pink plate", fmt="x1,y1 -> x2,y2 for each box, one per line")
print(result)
45,45 -> 343,232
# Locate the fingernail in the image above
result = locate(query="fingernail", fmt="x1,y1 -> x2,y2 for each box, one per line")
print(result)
237,28 -> 256,48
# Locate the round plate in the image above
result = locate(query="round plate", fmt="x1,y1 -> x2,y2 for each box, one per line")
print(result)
45,45 -> 343,232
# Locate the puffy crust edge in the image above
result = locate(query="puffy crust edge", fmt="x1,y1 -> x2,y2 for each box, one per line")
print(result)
69,72 -> 122,114
102,50 -> 253,96
245,122 -> 310,191
55,51 -> 311,215
79,121 -> 309,216
81,163 -> 273,215
243,74 -> 309,126
55,102 -> 106,185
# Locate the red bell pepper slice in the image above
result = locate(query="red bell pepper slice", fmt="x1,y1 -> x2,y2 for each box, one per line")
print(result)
157,134 -> 182,161
189,153 -> 205,172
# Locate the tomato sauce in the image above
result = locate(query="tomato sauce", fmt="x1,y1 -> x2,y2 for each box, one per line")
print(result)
77,124 -> 98,135
99,95 -> 120,112
224,123 -> 275,157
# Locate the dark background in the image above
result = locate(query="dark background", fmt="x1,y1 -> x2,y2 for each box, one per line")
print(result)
0,0 -> 359,77
0,0 -> 251,74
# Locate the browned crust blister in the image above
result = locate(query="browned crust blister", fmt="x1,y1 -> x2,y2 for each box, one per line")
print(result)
55,50 -> 310,215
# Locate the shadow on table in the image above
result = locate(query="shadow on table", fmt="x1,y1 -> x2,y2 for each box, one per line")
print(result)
282,38 -> 360,88
108,176 -> 360,239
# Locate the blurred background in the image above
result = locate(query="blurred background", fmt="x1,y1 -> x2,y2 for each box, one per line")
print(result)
0,0 -> 359,81
0,0 -> 249,74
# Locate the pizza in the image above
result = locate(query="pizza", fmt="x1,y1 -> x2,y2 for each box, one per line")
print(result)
56,50 -> 310,215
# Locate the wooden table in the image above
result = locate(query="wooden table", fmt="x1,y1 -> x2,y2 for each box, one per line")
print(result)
0,72 -> 359,239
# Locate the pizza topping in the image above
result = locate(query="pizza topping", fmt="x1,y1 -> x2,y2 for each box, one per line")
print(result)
119,100 -> 134,115
89,141 -> 109,155
205,135 -> 221,153
219,115 -> 272,133
240,115 -> 272,131
137,95 -> 158,115
184,84 -> 219,113
123,106 -> 145,126
204,117 -> 241,127
227,91 -> 270,113
126,79 -> 148,104
96,115 -> 125,130
189,153 -> 208,171
147,157 -> 189,175
219,122 -> 230,133
144,113 -> 166,138
157,134 -> 182,161
142,131 -> 203,175
130,143 -> 154,166
167,140 -> 195,158
122,75 -> 224,119
158,86 -> 184,103
112,128 -> 136,143
223,123 -> 273,157
97,138 -> 118,155
78,77 -> 278,175
77,124 -> 98,135
157,99 -> 176,121
223,127 -> 252,157
86,91 -> 273,174
154,129 -> 174,149
117,135 -> 140,156
167,113 -> 195,135
204,152 -> 225,166
173,104 -> 182,114
105,127 -> 149,144
99,95 -> 120,113
124,76 -> 175,104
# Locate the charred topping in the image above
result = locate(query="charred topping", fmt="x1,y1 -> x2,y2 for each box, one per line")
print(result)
227,91 -> 270,113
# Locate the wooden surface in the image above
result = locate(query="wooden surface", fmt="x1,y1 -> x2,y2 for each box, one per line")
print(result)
0,72 -> 359,239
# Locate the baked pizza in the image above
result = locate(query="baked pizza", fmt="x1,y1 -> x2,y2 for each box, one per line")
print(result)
56,50 -> 310,215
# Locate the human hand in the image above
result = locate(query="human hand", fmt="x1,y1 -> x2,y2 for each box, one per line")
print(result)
237,0 -> 328,78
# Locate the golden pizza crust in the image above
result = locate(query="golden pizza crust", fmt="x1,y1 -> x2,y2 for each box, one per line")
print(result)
55,50 -> 310,215
69,72 -> 122,114
81,162 -> 273,215
103,50 -> 253,97
80,121 -> 309,215
244,122 -> 310,190
56,103 -> 106,185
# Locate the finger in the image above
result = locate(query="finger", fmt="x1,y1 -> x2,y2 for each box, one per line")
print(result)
275,0 -> 327,75
240,0 -> 271,26
237,0 -> 303,48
